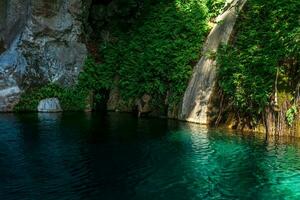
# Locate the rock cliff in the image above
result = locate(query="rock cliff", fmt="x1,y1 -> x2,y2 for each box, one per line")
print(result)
0,0 -> 88,111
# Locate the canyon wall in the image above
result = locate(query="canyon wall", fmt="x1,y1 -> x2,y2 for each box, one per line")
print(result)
0,0 -> 88,111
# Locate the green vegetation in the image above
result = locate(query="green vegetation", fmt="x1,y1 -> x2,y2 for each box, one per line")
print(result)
206,0 -> 225,18
14,84 -> 88,112
17,0 -> 226,112
286,105 -> 298,127
79,56 -> 114,91
13,0 -> 299,133
217,0 -> 300,125
84,0 -> 224,108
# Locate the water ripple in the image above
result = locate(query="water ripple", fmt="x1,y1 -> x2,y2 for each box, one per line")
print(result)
1,113 -> 300,199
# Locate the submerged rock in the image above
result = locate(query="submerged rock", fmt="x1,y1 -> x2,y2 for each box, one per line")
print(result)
0,0 -> 89,111
38,98 -> 62,112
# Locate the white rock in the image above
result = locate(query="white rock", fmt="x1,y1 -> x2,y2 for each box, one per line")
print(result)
37,98 -> 62,112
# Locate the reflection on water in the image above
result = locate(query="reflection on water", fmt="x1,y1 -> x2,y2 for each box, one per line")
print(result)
1,113 -> 300,199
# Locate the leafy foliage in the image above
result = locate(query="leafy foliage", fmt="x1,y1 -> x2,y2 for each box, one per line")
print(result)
206,0 -> 225,18
79,56 -> 115,91
217,0 -> 300,123
86,0 -> 213,106
14,84 -> 88,112
286,105 -> 298,126
17,0 -> 227,112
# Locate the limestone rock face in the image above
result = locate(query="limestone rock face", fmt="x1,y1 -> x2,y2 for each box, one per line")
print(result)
37,98 -> 62,112
0,0 -> 89,111
179,0 -> 247,124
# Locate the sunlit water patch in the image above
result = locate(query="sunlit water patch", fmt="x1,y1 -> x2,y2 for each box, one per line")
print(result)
1,113 -> 300,199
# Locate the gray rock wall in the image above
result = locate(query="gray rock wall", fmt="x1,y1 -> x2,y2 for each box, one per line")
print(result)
0,0 -> 88,111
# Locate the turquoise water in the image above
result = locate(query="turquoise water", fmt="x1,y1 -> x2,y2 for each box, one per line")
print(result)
1,113 -> 300,199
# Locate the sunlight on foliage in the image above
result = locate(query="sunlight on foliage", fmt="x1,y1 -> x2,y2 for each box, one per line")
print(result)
83,0 -> 219,106
217,0 -> 300,122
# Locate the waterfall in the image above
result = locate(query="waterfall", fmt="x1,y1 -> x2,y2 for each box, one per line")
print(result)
179,0 -> 247,124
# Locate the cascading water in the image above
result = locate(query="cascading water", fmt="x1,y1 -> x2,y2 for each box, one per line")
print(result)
179,0 -> 247,124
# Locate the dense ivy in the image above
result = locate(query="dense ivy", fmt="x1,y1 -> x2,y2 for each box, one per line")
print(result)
85,0 -> 216,107
217,0 -> 300,123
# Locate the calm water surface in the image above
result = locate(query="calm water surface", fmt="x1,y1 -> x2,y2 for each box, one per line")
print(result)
1,113 -> 300,200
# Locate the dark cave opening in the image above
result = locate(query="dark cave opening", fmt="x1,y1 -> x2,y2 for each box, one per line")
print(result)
0,39 -> 6,54
91,0 -> 113,6
94,89 -> 110,112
